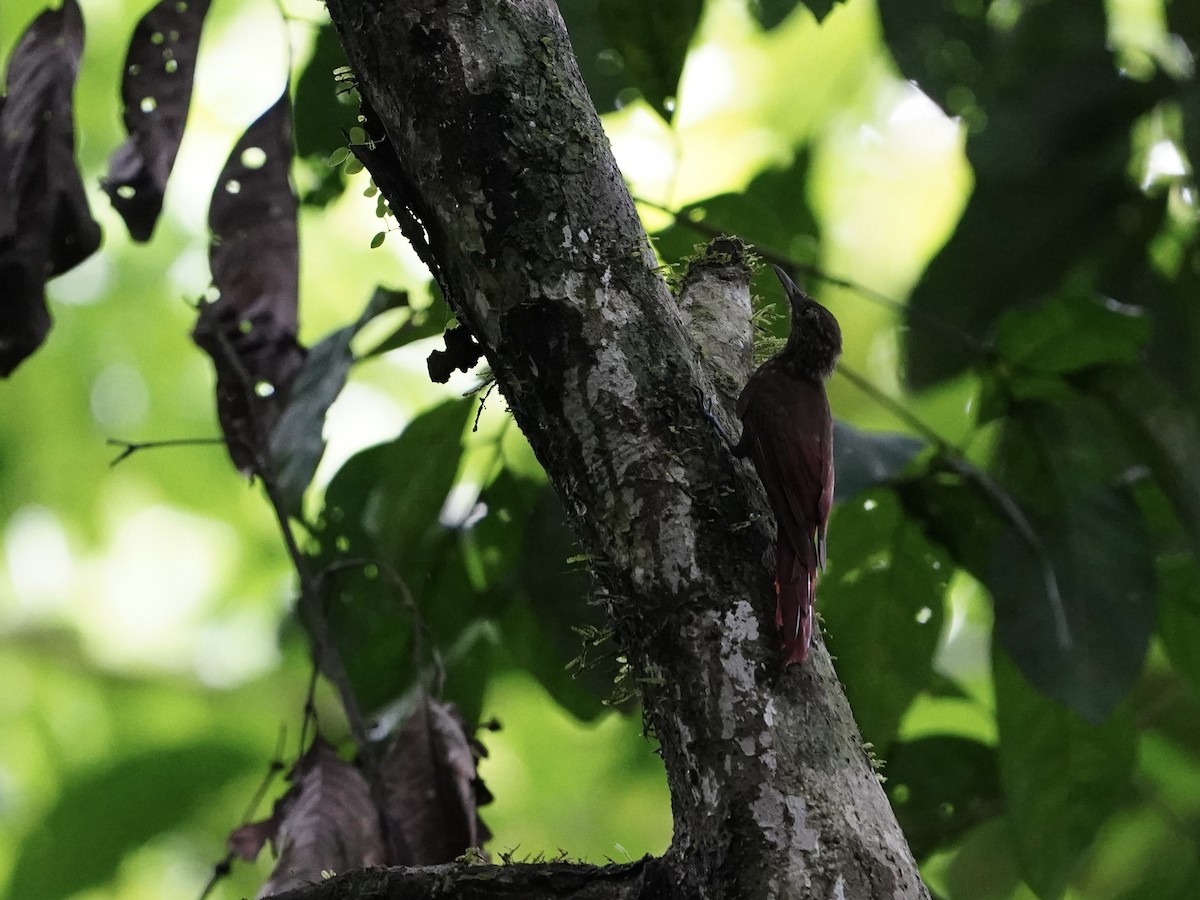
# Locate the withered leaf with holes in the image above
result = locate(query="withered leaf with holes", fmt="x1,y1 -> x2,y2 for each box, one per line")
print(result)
382,693 -> 492,865
193,91 -> 305,474
230,738 -> 385,898
102,0 -> 213,241
0,0 -> 101,377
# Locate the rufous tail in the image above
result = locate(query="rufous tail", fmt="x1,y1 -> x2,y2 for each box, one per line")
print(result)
775,537 -> 815,666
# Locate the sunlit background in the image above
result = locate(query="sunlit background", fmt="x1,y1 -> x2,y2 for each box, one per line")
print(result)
0,0 -> 1184,897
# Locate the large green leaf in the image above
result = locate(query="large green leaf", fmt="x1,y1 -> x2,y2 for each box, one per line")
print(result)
1083,365 -> 1200,567
987,396 -> 1155,720
832,421 -> 925,503
885,736 -> 1002,861
820,488 -> 949,748
993,649 -> 1136,900
512,485 -> 609,719
879,1 -> 1169,388
1157,552 -> 1200,703
994,291 -> 1150,375
898,387 -> 1157,723
557,0 -> 703,120
314,399 -> 477,713
6,745 -> 256,899
293,23 -> 354,207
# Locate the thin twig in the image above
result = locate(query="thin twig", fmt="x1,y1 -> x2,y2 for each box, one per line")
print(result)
834,363 -> 959,454
196,728 -> 288,900
107,436 -> 224,466
204,327 -> 412,864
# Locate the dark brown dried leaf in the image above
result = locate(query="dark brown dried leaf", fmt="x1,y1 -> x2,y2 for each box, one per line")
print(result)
227,816 -> 278,863
192,91 -> 304,472
102,0 -> 212,241
381,694 -> 491,865
0,0 -> 101,376
426,322 -> 483,383
256,738 -> 385,897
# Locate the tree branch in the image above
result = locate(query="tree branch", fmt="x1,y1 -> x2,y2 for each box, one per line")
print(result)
321,1 -> 928,897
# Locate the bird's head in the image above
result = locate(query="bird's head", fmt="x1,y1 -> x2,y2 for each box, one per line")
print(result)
772,264 -> 842,381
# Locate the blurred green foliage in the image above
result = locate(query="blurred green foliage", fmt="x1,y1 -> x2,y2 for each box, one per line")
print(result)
3,0 -> 1200,898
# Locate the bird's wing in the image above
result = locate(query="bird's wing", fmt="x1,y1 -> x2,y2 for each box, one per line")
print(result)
736,369 -> 832,561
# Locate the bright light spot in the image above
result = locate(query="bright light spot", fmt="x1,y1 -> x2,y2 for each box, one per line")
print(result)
1143,139 -> 1187,188
315,381 -> 408,489
167,246 -> 209,297
675,44 -> 735,124
78,506 -> 236,672
916,606 -> 933,624
887,88 -> 945,126
4,506 -> 73,618
240,146 -> 267,169
440,482 -> 481,528
195,609 -> 282,687
48,252 -> 112,306
604,101 -> 676,201
90,364 -> 150,432
863,498 -> 877,511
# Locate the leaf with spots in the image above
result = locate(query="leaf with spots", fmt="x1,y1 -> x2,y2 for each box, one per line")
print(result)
820,489 -> 949,748
0,0 -> 101,376
885,736 -> 1002,861
193,91 -> 305,474
102,0 -> 212,241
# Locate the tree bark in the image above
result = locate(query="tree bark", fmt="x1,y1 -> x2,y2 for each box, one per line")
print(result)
318,1 -> 929,897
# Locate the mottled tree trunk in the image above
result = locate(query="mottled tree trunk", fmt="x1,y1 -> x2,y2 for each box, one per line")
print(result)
308,2 -> 929,897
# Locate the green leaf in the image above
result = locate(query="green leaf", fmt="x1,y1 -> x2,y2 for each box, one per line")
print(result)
557,0 -> 703,120
832,421 -> 925,503
315,399 -> 476,710
994,649 -> 1136,900
995,292 -> 1150,374
1083,366 -> 1200,565
269,287 -> 409,515
295,25 -> 353,160
370,230 -> 386,248
820,489 -> 949,748
6,745 -> 255,899
327,145 -> 350,168
880,1 -> 1171,387
512,486 -> 609,718
652,150 -> 820,273
359,302 -> 449,360
1157,552 -> 1200,698
898,391 -> 1157,723
885,736 -> 1002,861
